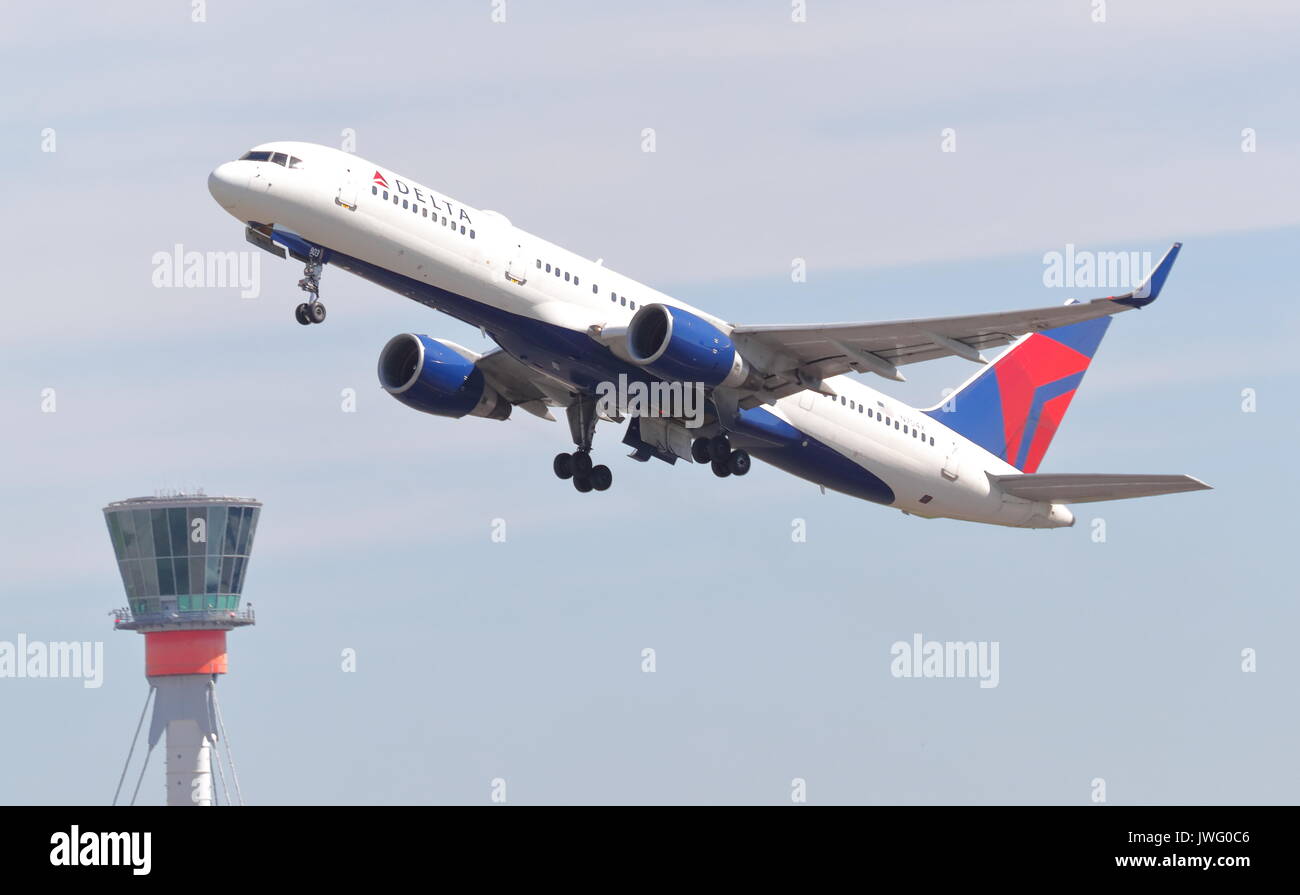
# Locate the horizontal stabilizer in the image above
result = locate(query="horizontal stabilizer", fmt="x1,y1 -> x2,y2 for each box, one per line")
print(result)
991,472 -> 1211,504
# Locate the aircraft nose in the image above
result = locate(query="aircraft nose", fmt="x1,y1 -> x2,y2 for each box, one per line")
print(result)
207,162 -> 248,212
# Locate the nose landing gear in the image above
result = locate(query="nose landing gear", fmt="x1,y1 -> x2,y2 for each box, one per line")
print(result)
294,301 -> 326,325
294,247 -> 327,325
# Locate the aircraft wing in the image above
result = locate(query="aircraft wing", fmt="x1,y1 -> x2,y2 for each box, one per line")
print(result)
991,472 -> 1211,504
729,242 -> 1181,395
476,349 -> 570,420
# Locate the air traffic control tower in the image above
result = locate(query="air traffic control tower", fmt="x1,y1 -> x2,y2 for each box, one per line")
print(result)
103,492 -> 261,806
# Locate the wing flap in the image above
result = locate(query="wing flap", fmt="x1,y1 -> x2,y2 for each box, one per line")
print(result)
475,349 -> 571,419
991,472 -> 1211,504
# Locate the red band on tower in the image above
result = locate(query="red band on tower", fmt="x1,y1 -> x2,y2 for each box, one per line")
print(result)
145,630 -> 229,676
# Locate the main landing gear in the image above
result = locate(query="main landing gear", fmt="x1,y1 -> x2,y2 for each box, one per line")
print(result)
554,396 -> 613,493
553,451 -> 612,491
294,246 -> 327,325
691,434 -> 750,478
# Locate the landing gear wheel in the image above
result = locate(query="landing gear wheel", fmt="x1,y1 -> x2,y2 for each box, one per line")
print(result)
308,302 -> 327,324
295,303 -> 311,325
553,452 -> 574,480
711,458 -> 732,478
571,450 -> 593,477
728,449 -> 751,476
573,475 -> 593,493
708,435 -> 732,463
590,465 -> 612,491
691,437 -> 713,464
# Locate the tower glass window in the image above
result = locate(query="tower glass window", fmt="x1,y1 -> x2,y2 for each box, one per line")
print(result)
103,497 -> 263,620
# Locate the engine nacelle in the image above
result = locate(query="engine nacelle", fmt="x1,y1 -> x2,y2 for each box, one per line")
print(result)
626,303 -> 752,388
377,334 -> 510,420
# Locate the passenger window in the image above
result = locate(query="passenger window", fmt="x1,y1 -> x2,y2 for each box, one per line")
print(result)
546,264 -> 552,273
422,208 -> 427,217
840,396 -> 846,405
574,277 -> 578,286
895,421 -> 900,429
460,226 -> 465,234
630,301 -> 636,310
402,200 -> 408,209
393,195 -> 399,204
903,426 -> 908,434
441,216 -> 447,225
930,437 -> 935,446
620,297 -> 626,306
555,268 -> 561,277
849,400 -> 855,410
593,284 -> 598,294
470,230 -> 475,239
371,186 -> 377,195
537,259 -> 542,268
271,152 -> 288,166
564,272 -> 570,282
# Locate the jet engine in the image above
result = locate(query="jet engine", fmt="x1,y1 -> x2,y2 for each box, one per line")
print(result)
377,333 -> 510,420
625,303 -> 754,388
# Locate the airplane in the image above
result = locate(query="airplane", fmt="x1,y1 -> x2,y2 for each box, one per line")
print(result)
207,141 -> 1210,529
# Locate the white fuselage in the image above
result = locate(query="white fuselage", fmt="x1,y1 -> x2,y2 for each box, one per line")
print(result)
208,141 -> 1072,528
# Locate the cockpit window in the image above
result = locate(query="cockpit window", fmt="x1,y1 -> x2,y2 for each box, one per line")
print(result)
238,150 -> 302,167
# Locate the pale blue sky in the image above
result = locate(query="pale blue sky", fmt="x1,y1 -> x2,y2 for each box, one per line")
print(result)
2,1 -> 1297,804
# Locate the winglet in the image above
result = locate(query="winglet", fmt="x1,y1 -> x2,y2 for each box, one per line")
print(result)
1112,242 -> 1181,308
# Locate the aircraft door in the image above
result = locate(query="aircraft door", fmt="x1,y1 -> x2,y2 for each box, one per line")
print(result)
336,167 -> 358,211
505,243 -> 529,285
941,440 -> 961,481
